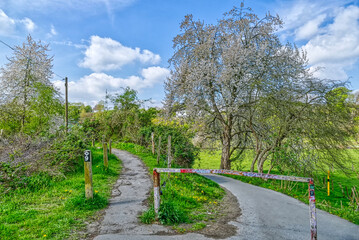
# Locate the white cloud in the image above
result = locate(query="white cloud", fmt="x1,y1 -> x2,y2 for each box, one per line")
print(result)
278,1 -> 359,81
50,25 -> 57,36
20,18 -> 35,32
300,5 -> 359,80
0,9 -> 16,35
303,6 -> 359,65
0,9 -> 35,36
53,66 -> 169,103
79,36 -> 161,72
295,14 -> 326,40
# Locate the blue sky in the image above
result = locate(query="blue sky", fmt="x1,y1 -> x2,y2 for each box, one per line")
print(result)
0,0 -> 359,107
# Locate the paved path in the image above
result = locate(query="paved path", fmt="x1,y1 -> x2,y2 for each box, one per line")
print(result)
203,174 -> 359,240
92,150 -> 359,240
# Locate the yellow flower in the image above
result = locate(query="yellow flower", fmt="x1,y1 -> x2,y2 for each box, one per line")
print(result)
64,190 -> 68,192
69,190 -> 72,193
43,234 -> 47,237
95,190 -> 99,193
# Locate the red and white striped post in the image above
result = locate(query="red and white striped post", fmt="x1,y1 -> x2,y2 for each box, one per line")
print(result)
153,169 -> 161,217
309,179 -> 317,240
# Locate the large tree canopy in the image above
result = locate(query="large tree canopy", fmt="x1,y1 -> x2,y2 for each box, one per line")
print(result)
165,5 -> 357,172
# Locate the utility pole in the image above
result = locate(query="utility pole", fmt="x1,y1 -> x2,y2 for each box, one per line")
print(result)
65,77 -> 68,133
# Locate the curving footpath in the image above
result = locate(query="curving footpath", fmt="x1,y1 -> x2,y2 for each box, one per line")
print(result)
91,150 -> 359,240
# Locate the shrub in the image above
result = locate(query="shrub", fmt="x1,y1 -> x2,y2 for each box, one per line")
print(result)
140,120 -> 199,167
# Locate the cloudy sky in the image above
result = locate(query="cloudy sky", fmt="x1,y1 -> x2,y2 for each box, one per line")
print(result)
0,0 -> 358,107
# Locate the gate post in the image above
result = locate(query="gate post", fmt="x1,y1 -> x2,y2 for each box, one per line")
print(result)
153,169 -> 161,217
309,179 -> 317,240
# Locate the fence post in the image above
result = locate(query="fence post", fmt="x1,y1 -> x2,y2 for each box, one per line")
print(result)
109,139 -> 112,155
151,132 -> 155,155
308,179 -> 317,240
153,169 -> 161,217
157,135 -> 162,165
167,135 -> 172,168
103,142 -> 108,168
84,150 -> 93,199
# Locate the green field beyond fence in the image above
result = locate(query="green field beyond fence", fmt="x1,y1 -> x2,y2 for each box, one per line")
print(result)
194,149 -> 359,225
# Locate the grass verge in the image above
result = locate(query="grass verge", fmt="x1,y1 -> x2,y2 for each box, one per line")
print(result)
115,142 -> 225,231
0,147 -> 121,240
195,150 -> 359,225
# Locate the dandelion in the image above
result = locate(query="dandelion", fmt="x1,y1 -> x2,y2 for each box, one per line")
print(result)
43,234 -> 47,237
69,190 -> 72,193
95,190 -> 99,193
64,190 -> 68,192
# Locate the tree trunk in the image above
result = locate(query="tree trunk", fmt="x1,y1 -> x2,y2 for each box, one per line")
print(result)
220,126 -> 231,170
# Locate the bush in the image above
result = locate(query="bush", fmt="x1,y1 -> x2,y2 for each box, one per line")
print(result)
141,121 -> 199,167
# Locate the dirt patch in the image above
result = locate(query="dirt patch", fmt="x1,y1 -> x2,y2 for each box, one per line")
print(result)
173,187 -> 241,239
197,188 -> 241,238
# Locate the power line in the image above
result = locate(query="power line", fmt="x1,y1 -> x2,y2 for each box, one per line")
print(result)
1,38 -> 65,80
0,39 -> 14,50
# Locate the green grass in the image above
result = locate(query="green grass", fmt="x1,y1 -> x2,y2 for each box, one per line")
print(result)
115,142 -> 225,230
0,148 -> 121,240
193,149 -> 359,225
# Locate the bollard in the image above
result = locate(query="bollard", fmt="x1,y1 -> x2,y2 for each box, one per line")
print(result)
84,150 -> 93,199
153,170 -> 161,217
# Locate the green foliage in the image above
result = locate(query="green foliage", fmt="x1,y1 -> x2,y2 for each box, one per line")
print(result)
141,121 -> 199,167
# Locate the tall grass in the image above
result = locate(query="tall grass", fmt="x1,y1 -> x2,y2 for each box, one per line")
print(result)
0,148 -> 121,239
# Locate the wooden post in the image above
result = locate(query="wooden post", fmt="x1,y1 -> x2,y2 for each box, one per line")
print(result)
308,179 -> 317,240
157,136 -> 162,165
84,150 -> 93,199
103,142 -> 108,168
151,132 -> 155,155
167,135 -> 172,168
153,169 -> 161,216
109,139 -> 112,155
65,77 -> 68,133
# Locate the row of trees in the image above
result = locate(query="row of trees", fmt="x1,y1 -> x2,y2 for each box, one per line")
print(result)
165,5 -> 358,173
